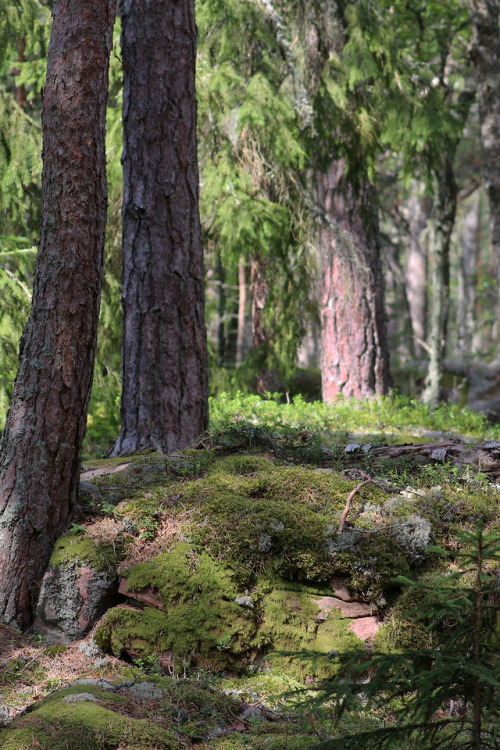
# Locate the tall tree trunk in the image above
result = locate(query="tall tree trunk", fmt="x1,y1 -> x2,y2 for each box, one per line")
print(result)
404,189 -> 431,357
458,192 -> 481,356
318,160 -> 391,401
113,0 -> 209,456
422,157 -> 458,408
0,0 -> 115,629
216,254 -> 226,367
384,239 -> 414,363
236,257 -> 248,367
251,256 -> 279,394
466,0 -> 500,314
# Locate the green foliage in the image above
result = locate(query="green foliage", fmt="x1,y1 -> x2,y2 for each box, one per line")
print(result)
208,392 -> 497,443
197,0 -> 315,378
300,523 -> 500,749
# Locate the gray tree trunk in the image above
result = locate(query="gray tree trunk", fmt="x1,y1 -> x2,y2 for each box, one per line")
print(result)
466,0 -> 500,313
422,158 -> 458,408
113,0 -> 209,456
0,0 -> 115,629
236,257 -> 248,367
404,188 -> 431,357
457,192 -> 481,356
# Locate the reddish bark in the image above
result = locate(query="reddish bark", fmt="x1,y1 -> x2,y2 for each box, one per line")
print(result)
0,0 -> 115,629
112,0 -> 209,455
318,161 -> 391,401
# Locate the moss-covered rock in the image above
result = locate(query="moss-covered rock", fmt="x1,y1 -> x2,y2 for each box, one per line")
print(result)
49,529 -> 120,574
95,543 -> 260,671
34,530 -> 122,640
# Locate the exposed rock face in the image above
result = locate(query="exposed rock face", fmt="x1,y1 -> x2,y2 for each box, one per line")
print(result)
348,616 -> 380,641
314,595 -> 373,620
35,564 -> 118,641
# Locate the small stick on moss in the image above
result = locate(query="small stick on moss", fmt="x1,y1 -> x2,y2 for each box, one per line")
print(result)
338,480 -> 373,533
338,470 -> 389,533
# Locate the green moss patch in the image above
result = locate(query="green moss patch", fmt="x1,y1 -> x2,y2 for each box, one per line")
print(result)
49,529 -> 121,574
0,695 -> 179,750
0,677 -> 243,749
95,543 -> 259,671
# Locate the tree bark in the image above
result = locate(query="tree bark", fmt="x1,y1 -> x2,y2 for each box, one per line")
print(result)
251,256 -> 279,394
457,192 -> 481,356
0,0 -> 115,629
216,254 -> 226,367
466,0 -> 500,310
404,188 -> 431,358
318,160 -> 391,401
236,257 -> 248,367
113,0 -> 209,456
422,157 -> 458,408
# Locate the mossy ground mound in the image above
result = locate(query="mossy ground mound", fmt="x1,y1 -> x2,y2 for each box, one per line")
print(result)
0,677 -> 242,749
2,429 -> 497,749
78,448 -> 497,680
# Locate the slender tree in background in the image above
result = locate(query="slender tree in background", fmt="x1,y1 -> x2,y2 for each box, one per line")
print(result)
112,0 -> 209,456
457,192 -> 481,356
466,0 -> 500,318
0,0 -> 115,629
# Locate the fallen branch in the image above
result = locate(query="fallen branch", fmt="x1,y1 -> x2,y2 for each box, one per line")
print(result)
338,470 -> 390,533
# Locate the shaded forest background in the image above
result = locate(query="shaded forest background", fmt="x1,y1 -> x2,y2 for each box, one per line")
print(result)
0,0 -> 498,452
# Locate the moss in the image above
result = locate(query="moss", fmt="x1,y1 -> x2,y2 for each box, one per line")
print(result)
258,583 -> 362,680
208,727 -> 312,749
0,676 -> 243,749
44,645 -> 68,658
179,467 -> 358,584
0,693 -> 180,750
208,454 -> 276,476
95,543 -> 259,672
96,450 -> 214,489
49,529 -> 120,574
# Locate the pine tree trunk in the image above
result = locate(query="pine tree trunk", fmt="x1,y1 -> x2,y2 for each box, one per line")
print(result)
236,257 -> 247,367
251,257 -> 279,394
0,0 -> 115,629
422,158 -> 458,408
405,189 -> 431,357
318,160 -> 391,401
457,193 -> 480,356
113,0 -> 209,456
466,0 -> 500,316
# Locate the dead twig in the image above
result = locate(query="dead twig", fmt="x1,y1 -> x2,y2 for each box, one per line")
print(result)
338,470 -> 390,533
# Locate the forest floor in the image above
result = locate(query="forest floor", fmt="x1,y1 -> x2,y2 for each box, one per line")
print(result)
0,399 -> 499,749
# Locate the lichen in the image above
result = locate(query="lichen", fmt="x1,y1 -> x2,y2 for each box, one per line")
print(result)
391,515 -> 432,562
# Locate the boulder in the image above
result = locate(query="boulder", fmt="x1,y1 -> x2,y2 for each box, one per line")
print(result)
35,564 -> 118,641
34,529 -> 120,640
